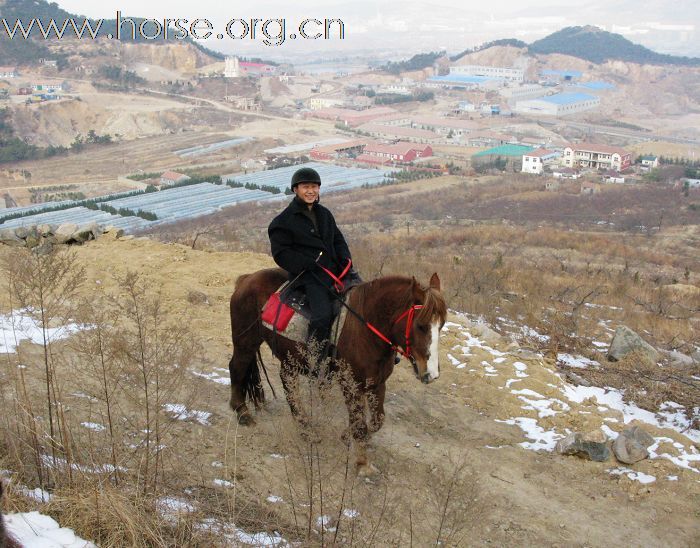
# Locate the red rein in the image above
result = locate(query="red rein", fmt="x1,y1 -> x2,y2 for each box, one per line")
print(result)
320,261 -> 424,361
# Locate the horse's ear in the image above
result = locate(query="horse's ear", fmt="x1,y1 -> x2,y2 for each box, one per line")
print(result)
411,276 -> 423,300
429,272 -> 441,291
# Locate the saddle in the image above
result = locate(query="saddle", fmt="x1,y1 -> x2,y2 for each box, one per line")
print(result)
261,284 -> 348,345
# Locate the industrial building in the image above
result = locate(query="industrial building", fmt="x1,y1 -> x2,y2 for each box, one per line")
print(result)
449,65 -> 524,82
426,74 -> 500,90
499,84 -> 546,104
514,92 -> 600,116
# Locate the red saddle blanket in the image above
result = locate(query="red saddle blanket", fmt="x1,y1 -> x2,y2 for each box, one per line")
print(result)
261,292 -> 295,331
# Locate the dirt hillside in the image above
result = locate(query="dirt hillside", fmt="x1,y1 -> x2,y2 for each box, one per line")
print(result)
1,236 -> 698,546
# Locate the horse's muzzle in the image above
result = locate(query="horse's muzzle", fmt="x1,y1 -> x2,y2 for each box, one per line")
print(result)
421,372 -> 433,384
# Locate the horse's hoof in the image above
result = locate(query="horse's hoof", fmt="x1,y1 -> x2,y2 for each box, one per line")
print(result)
356,462 -> 380,478
237,413 -> 256,426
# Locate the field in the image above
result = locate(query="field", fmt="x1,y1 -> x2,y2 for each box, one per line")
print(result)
1,233 -> 698,547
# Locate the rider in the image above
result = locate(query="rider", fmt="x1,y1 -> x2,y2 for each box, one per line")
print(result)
268,167 -> 360,357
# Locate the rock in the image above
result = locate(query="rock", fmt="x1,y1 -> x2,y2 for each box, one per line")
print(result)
187,290 -> 210,305
103,226 -> 125,239
607,325 -> 660,363
24,234 -> 40,248
556,432 -> 610,462
583,430 -> 608,444
55,223 -> 78,244
33,240 -> 54,256
692,350 -> 700,365
37,224 -> 55,236
13,226 -> 30,239
470,322 -> 503,345
665,350 -> 694,369
71,224 -> 97,243
0,228 -> 24,247
613,426 -> 654,464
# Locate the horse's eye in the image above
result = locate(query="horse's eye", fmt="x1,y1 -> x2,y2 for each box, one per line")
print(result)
417,324 -> 429,333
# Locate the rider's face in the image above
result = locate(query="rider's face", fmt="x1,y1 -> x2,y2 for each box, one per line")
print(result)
294,182 -> 320,205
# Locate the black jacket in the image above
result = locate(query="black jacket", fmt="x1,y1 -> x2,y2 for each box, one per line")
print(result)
268,197 -> 351,286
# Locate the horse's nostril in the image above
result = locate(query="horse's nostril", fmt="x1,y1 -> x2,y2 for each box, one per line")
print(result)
421,373 -> 431,384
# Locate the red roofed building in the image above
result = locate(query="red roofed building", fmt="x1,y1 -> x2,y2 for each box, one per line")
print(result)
310,139 -> 369,160
358,142 -> 433,164
306,107 -> 398,127
0,66 -> 17,78
239,62 -> 276,76
562,143 -> 631,171
160,170 -> 190,186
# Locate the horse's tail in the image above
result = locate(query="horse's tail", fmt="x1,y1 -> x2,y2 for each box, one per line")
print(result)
244,348 -> 276,409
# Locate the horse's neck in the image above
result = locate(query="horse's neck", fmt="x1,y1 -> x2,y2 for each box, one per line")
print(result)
361,279 -> 411,326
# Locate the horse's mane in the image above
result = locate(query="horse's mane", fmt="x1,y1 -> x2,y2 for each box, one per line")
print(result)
350,275 -> 446,325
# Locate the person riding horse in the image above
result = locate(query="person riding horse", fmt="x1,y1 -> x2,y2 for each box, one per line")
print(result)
268,167 -> 361,359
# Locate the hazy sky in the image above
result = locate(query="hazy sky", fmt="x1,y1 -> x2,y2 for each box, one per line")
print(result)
52,0 -> 699,59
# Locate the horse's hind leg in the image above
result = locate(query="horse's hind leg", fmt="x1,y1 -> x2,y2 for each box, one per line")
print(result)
228,346 -> 260,425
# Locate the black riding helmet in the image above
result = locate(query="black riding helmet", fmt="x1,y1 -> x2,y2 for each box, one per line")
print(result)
291,167 -> 322,190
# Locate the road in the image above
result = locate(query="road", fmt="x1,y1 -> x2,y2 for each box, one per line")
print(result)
539,120 -> 699,145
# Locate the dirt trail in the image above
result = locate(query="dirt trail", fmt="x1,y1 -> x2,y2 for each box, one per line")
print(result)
0,237 -> 698,546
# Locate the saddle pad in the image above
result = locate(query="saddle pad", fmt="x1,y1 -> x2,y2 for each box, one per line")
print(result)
260,292 -> 295,331
262,286 -> 351,346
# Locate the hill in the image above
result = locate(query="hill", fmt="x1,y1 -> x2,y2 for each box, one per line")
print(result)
529,26 -> 700,66
0,235 -> 698,545
0,0 -> 224,66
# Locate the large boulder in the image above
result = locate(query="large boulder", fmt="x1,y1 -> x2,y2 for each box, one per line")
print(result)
556,432 -> 610,462
612,426 -> 654,464
55,223 -> 78,244
0,228 -> 24,247
607,325 -> 660,363
71,222 -> 98,244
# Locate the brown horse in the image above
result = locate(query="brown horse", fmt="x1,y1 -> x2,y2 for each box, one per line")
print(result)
228,268 -> 446,474
0,482 -> 20,548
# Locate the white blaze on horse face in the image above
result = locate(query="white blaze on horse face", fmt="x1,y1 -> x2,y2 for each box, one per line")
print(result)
427,321 -> 440,380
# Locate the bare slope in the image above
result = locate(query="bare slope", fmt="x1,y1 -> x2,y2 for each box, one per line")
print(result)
1,237 -> 697,545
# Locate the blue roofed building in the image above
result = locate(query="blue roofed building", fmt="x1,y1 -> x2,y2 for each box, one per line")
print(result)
540,69 -> 582,82
513,92 -> 600,116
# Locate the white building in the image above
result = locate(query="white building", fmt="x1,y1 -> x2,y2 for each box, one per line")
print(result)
306,96 -> 345,110
514,92 -> 600,116
224,56 -> 240,78
499,84 -> 546,103
521,148 -> 560,174
562,144 -> 632,171
0,66 -> 17,78
449,65 -> 524,82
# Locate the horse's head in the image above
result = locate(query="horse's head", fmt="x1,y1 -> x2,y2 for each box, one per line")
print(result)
397,273 -> 446,384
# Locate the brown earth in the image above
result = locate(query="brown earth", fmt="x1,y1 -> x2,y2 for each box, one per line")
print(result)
1,237 -> 698,546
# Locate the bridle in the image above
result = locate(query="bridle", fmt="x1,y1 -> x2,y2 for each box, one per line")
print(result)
320,263 -> 426,368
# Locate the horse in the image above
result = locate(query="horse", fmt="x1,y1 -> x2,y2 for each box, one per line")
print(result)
227,268 -> 447,475
0,482 -> 20,548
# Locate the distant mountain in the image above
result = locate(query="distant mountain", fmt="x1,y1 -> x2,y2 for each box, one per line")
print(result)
529,26 -> 700,66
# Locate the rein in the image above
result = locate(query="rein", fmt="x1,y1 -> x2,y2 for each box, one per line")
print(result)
330,286 -> 424,363
318,261 -> 425,362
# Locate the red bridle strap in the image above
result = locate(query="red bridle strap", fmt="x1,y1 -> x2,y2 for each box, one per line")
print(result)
393,305 -> 423,359
362,304 -> 424,360
319,259 -> 352,292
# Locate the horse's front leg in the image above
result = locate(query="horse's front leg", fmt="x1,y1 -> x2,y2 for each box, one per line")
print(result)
341,381 -> 379,477
368,382 -> 386,433
279,360 -> 311,427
